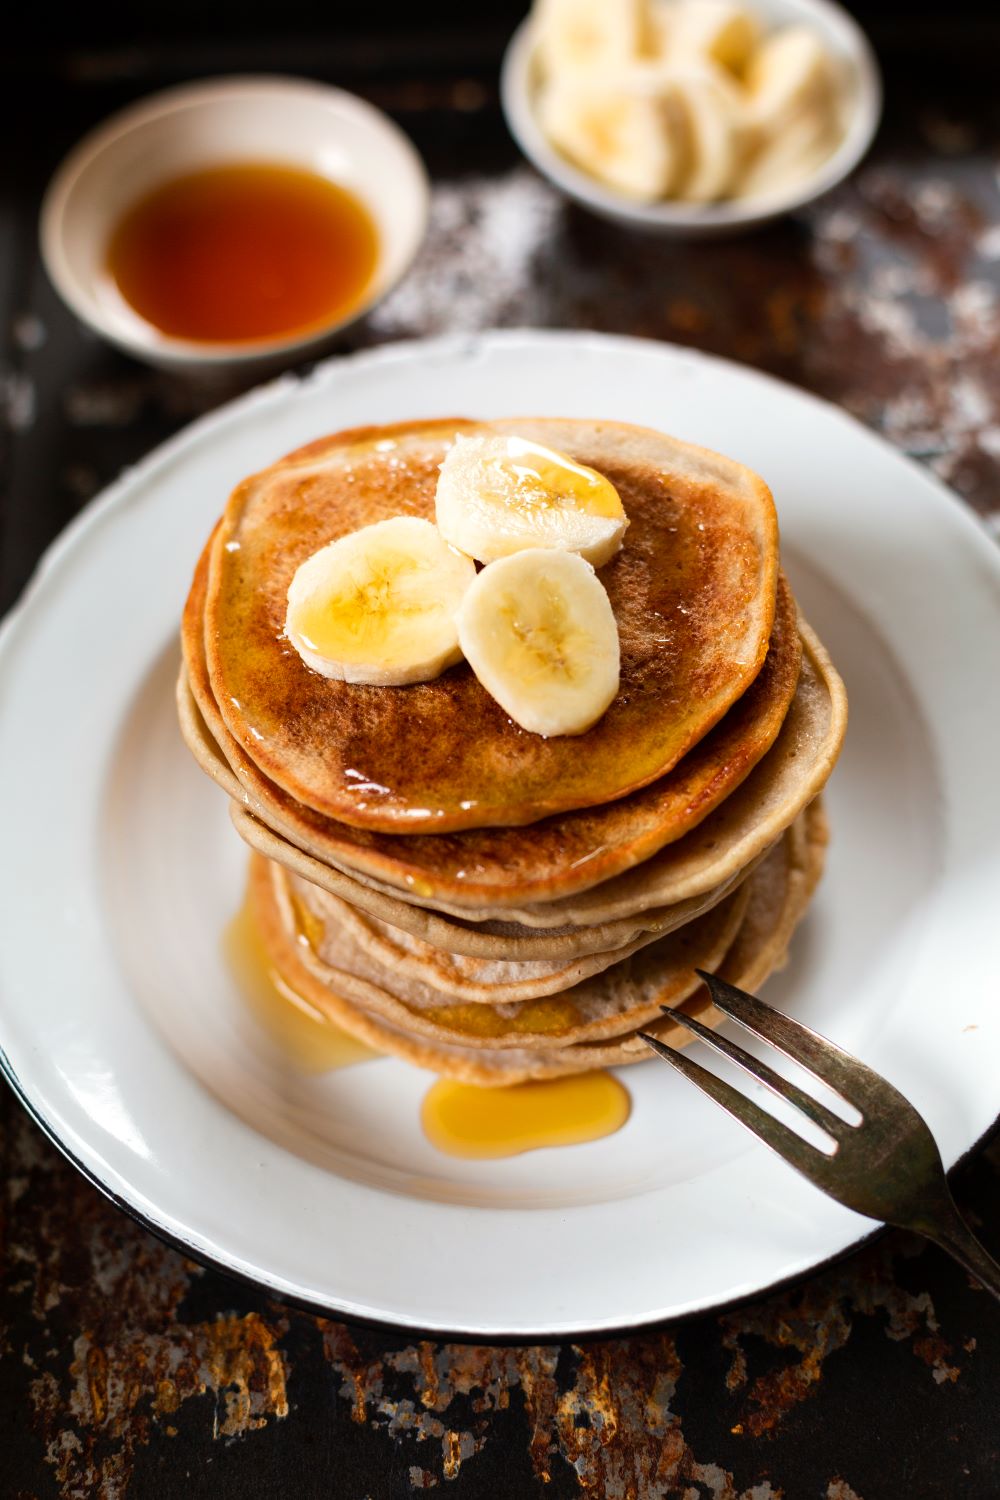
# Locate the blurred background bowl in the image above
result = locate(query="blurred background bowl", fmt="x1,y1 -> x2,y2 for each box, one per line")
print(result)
40,75 -> 430,373
501,0 -> 882,237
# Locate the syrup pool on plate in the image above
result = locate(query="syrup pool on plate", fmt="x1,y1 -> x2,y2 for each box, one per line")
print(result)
226,868 -> 632,1155
421,1074 -> 632,1159
105,162 -> 379,344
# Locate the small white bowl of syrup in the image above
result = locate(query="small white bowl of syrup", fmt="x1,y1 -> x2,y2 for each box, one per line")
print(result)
40,76 -> 430,373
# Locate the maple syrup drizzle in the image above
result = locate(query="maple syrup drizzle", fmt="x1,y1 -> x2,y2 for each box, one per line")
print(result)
224,884 -> 378,1072
486,436 -> 624,518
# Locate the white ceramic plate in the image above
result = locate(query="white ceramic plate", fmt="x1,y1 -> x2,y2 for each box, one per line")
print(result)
1,331 -> 998,1339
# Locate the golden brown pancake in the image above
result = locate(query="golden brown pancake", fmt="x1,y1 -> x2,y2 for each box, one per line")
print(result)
181,562 -> 800,904
271,858 -> 750,1043
284,865 -> 745,1002
201,417 -> 779,832
247,801 -> 826,1083
218,619 -> 843,957
231,798 -> 766,959
288,869 -> 748,1005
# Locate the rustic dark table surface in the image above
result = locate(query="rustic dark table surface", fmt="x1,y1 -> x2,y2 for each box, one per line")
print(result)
2,13 -> 1000,1499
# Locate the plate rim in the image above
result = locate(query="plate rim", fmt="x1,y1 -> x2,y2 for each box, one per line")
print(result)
2,328 -> 1000,1338
4,1038 -> 997,1343
6,329 -> 999,644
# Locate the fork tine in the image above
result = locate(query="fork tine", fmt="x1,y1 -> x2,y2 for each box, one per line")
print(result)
696,970 -> 873,1111
659,1004 -> 849,1141
638,1032 -> 840,1187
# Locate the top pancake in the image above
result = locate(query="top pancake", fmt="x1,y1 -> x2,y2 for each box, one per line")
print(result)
181,562 -> 800,905
204,417 -> 779,832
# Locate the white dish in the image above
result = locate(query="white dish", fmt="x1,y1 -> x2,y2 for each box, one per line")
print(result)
1,330 -> 998,1339
501,0 -> 882,236
40,76 -> 429,373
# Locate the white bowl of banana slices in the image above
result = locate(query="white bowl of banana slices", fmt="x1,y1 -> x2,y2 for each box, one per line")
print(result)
501,0 -> 881,234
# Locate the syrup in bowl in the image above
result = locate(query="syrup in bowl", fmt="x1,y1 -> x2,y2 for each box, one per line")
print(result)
105,162 -> 379,345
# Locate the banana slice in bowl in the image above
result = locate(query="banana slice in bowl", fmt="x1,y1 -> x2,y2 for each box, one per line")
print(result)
738,104 -> 840,198
664,0 -> 761,72
501,0 -> 881,235
534,0 -> 654,75
745,23 -> 836,130
537,69 -> 690,202
666,63 -> 748,201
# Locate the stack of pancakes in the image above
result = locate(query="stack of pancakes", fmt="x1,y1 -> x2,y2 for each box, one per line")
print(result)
179,418 -> 846,1084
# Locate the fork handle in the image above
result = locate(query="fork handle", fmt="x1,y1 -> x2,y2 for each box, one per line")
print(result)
911,1191 -> 1000,1302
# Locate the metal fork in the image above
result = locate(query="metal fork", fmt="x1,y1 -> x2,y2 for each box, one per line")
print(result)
639,970 -> 1000,1299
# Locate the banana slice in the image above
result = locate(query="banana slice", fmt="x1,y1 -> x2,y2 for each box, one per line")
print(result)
538,70 -> 688,201
436,433 -> 629,567
669,0 -> 761,74
534,0 -> 651,77
745,25 -> 835,131
668,63 -> 747,201
457,550 -> 620,737
738,106 -> 839,198
647,0 -> 673,59
285,516 -> 475,686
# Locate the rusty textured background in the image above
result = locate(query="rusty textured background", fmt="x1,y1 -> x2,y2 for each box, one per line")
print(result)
2,15 -> 1000,1498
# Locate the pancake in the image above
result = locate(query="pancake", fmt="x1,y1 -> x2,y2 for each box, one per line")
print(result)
281,860 -> 750,1011
231,799 -> 768,959
318,619 -> 844,928
201,416 -> 779,832
181,557 -> 801,906
222,618 -> 842,958
248,802 -> 826,1083
272,861 -> 750,1044
283,868 -> 742,1002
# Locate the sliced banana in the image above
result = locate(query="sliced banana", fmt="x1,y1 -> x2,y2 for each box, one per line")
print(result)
538,70 -> 689,201
532,0 -> 845,208
647,0 -> 672,59
668,0 -> 761,74
534,0 -> 651,77
667,63 -> 748,201
436,433 -> 629,567
745,25 -> 835,131
738,106 -> 839,198
458,550 -> 620,737
285,516 -> 475,686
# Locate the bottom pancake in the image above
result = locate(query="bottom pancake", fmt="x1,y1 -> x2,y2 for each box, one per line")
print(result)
248,799 -> 827,1083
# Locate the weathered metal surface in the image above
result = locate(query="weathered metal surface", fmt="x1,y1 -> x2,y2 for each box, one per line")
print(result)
2,26 -> 999,1499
